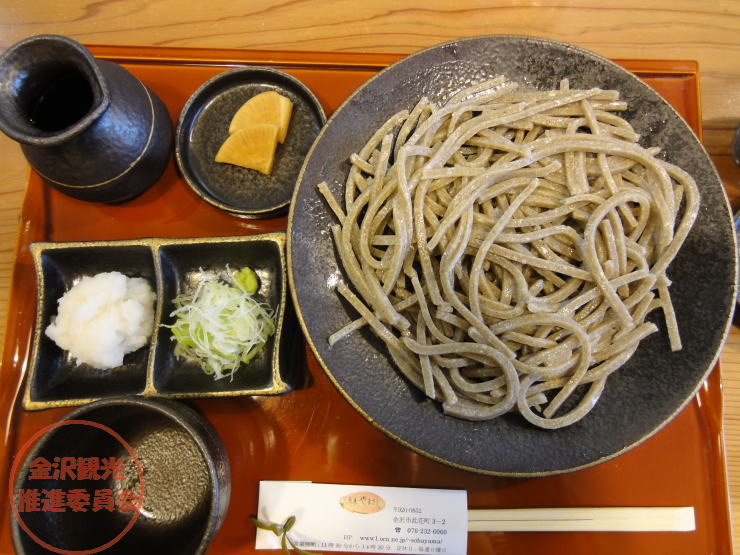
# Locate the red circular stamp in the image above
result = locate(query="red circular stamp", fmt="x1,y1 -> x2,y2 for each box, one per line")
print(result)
8,419 -> 146,554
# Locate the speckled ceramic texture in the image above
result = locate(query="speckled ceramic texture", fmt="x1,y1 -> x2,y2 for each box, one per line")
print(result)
288,35 -> 738,475
26,233 -> 292,410
11,397 -> 230,554
0,35 -> 172,204
176,67 -> 325,218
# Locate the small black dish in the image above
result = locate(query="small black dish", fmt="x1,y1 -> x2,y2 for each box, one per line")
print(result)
176,67 -> 326,218
27,241 -> 155,405
26,233 -> 290,410
11,397 -> 230,554
152,235 -> 290,398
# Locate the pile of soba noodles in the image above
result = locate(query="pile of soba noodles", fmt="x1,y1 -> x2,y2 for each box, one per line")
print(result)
318,76 -> 699,429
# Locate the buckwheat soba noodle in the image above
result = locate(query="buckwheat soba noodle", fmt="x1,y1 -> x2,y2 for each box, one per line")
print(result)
318,76 -> 699,429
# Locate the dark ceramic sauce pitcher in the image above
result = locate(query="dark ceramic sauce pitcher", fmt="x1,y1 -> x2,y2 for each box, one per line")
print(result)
0,35 -> 172,203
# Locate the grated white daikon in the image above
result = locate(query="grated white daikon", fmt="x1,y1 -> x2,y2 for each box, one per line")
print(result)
45,271 -> 156,369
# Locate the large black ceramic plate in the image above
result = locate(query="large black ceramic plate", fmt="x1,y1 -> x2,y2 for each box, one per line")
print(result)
288,35 -> 737,475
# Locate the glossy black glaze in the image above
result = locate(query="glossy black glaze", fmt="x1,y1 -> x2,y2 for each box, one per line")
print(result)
0,35 -> 172,203
288,35 -> 738,475
176,67 -> 325,218
11,397 -> 230,554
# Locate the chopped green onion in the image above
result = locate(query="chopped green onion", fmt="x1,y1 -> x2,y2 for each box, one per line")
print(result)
167,266 -> 275,380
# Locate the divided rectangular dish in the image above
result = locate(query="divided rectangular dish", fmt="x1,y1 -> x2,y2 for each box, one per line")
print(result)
26,232 -> 289,409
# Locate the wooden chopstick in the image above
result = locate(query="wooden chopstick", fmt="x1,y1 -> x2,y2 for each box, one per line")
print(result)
467,507 -> 695,532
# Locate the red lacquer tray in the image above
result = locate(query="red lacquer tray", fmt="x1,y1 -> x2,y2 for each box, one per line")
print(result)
0,46 -> 730,554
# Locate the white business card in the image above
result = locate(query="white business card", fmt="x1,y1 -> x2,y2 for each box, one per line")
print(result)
255,481 -> 467,554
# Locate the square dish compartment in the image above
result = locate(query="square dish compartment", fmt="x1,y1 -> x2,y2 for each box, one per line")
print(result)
27,241 -> 155,407
154,234 -> 288,397
25,233 -> 289,410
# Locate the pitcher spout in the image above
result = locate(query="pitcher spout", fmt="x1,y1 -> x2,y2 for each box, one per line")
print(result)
0,34 -> 109,146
